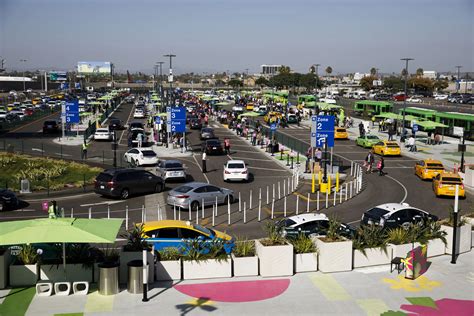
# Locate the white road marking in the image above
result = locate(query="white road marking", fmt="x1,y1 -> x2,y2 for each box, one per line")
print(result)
227,156 -> 273,162
118,103 -> 136,145
347,219 -> 361,224
192,154 -> 210,184
385,175 -> 408,203
80,200 -> 127,207
54,153 -> 71,157
32,148 -> 44,152
14,209 -> 37,212
24,192 -> 96,202
248,166 -> 289,172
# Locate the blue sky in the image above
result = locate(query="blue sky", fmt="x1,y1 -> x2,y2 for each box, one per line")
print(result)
0,0 -> 472,74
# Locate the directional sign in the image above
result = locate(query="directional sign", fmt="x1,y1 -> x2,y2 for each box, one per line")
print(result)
311,115 -> 335,148
170,120 -> 186,132
412,123 -> 419,133
166,106 -> 186,133
170,106 -> 186,120
64,100 -> 79,123
270,123 -> 277,131
155,116 -> 161,124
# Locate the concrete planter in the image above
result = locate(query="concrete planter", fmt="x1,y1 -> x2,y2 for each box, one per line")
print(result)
231,254 -> 259,277
462,216 -> 474,227
441,224 -> 472,254
40,264 -> 93,282
155,260 -> 181,281
0,250 -> 11,289
119,250 -> 154,284
313,237 -> 352,273
426,239 -> 446,258
389,242 -> 420,258
255,240 -> 293,277
10,264 -> 38,287
353,247 -> 392,268
294,252 -> 318,273
183,258 -> 231,280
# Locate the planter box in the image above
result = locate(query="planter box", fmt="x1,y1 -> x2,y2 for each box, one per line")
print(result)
426,239 -> 446,258
119,250 -> 154,284
40,264 -> 93,282
255,240 -> 293,277
0,250 -> 11,289
313,238 -> 352,273
294,252 -> 318,273
441,224 -> 472,254
9,264 -> 38,287
389,242 -> 420,259
155,260 -> 181,281
231,254 -> 259,277
353,247 -> 392,268
183,258 -> 231,280
462,216 -> 474,227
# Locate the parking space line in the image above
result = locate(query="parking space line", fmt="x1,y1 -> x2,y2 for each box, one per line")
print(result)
248,166 -> 289,172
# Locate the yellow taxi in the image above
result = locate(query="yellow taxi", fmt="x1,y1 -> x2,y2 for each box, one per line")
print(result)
140,220 -> 234,253
264,111 -> 282,124
246,103 -> 254,111
414,159 -> 445,180
432,172 -> 465,198
335,127 -> 349,139
372,140 -> 401,156
32,98 -> 42,105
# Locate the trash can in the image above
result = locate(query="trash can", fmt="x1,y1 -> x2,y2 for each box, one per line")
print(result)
127,260 -> 147,294
98,262 -> 119,295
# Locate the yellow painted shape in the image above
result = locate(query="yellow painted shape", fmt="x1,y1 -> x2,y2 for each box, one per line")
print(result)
292,192 -> 319,202
310,274 -> 352,301
84,290 -> 114,313
356,299 -> 389,316
186,297 -> 214,307
382,275 -> 441,292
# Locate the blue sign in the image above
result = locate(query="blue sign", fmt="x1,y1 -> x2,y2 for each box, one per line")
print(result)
311,115 -> 335,148
65,100 -> 79,123
167,106 -> 186,133
412,123 -> 418,133
74,82 -> 81,89
171,120 -> 186,132
170,106 -> 186,120
270,123 -> 277,131
60,83 -> 69,90
155,116 -> 161,124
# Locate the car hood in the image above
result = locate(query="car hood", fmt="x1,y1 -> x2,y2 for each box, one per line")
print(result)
213,230 -> 233,241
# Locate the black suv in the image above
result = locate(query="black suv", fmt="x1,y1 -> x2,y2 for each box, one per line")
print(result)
42,120 -> 59,134
0,189 -> 19,211
94,168 -> 164,199
202,139 -> 223,155
108,119 -> 124,130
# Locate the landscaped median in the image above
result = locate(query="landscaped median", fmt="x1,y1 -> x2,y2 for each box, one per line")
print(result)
0,152 -> 102,191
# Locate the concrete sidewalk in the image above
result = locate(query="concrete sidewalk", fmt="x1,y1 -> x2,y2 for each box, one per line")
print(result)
2,249 -> 472,315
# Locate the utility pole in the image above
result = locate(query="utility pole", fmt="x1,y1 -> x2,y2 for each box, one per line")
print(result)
111,63 -> 115,88
312,64 -> 320,116
156,62 -> 164,103
163,54 -> 176,148
455,65 -> 462,93
401,58 -> 414,140
20,59 -> 27,92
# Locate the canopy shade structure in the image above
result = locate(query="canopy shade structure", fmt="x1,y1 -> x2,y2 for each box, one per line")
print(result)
87,101 -> 105,105
215,102 -> 231,107
0,218 -> 123,246
98,95 -> 113,101
375,112 -> 403,120
238,111 -> 260,119
317,102 -> 342,110
415,120 -> 449,130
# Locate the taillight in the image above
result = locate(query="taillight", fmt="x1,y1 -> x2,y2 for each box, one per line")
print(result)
224,170 -> 231,174
175,195 -> 189,199
107,181 -> 114,188
241,170 -> 248,174
438,183 -> 442,189
460,184 -> 464,190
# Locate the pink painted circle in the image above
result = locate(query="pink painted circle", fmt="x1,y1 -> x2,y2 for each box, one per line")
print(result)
174,279 -> 290,303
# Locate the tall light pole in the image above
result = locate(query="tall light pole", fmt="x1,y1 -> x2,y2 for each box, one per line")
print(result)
311,64 -> 320,115
156,61 -> 164,96
20,59 -> 27,92
401,58 -> 414,140
163,54 -> 176,149
455,65 -> 462,93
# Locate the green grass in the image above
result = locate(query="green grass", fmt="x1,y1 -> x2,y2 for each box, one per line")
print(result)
0,153 -> 102,191
0,287 -> 36,316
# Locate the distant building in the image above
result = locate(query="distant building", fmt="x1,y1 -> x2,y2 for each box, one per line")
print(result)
261,65 -> 282,76
423,71 -> 437,79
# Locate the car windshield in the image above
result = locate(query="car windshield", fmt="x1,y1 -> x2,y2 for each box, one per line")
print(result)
441,177 -> 462,184
387,143 -> 399,148
227,163 -> 245,169
207,140 -> 220,145
366,207 -> 389,218
165,162 -> 182,168
174,185 -> 193,193
193,224 -> 211,236
202,128 -> 213,133
141,150 -> 156,157
366,136 -> 379,140
427,163 -> 443,169
97,129 -> 108,132
282,218 -> 297,227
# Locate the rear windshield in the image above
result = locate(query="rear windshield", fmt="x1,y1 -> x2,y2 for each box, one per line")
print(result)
442,177 -> 462,183
336,128 -> 346,132
96,173 -> 113,182
427,163 -> 443,169
282,218 -> 297,227
142,151 -> 156,157
387,144 -> 400,148
228,163 -> 245,169
207,140 -> 220,145
367,135 -> 379,140
366,207 -> 389,218
165,162 -> 182,168
175,185 -> 193,193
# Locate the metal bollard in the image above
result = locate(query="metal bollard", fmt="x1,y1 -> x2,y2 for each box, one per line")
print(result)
243,202 -> 247,223
70,208 -> 74,218
345,183 -> 348,201
283,179 -> 286,196
267,186 -> 269,205
227,197 -> 231,225
188,201 -> 192,220
333,189 -> 336,206
350,181 -> 353,198
296,195 -> 299,215
272,183 -> 275,200
212,205 -> 215,227
290,156 -> 294,169
249,190 -> 252,209
258,197 -> 262,222
278,182 -> 281,199
239,192 -> 242,212
173,203 -> 176,220
307,193 -> 310,213
215,197 -> 218,216
108,205 -> 111,219
89,207 -> 92,219
271,199 -> 275,219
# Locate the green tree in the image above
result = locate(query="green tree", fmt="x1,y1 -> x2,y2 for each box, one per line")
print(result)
408,77 -> 434,93
278,65 -> 291,75
433,79 -> 449,92
370,68 -> 377,76
299,73 -> 318,91
325,66 -> 333,76
383,76 -> 404,92
228,79 -> 243,88
360,75 -> 378,91
416,68 -> 424,77
255,77 -> 269,87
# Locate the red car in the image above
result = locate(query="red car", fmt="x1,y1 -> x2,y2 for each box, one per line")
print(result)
393,93 -> 407,101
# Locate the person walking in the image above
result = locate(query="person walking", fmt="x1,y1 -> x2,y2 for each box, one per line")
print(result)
252,130 -> 257,146
388,126 -> 394,141
427,130 -> 432,145
81,141 -> 88,160
48,200 -> 58,219
137,132 -> 143,148
315,148 -> 322,167
202,151 -> 207,173
359,121 -> 365,137
377,157 -> 385,176
224,137 -> 231,155
365,151 -> 374,173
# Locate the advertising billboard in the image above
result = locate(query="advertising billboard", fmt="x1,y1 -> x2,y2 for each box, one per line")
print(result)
77,61 -> 111,74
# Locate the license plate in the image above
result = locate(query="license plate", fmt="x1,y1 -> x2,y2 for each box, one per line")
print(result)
233,172 -> 240,174
100,185 -> 105,189
213,147 -> 217,149
448,187 -> 454,190
171,172 -> 180,176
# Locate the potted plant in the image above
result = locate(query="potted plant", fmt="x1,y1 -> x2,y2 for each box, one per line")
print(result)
385,226 -> 420,258
352,225 -> 391,268
312,217 -> 353,273
94,245 -> 120,283
119,224 -> 154,283
255,221 -> 293,277
417,220 -> 447,257
231,237 -> 258,277
155,247 -> 182,281
288,233 -> 318,273
40,243 -> 96,283
0,247 -> 11,289
182,238 -> 231,280
440,210 -> 471,254
10,244 -> 39,287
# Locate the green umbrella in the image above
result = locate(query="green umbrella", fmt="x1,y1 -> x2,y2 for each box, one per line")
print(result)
0,218 -> 123,270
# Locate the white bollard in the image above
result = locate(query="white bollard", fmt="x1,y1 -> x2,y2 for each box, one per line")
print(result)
325,190 -> 329,209
333,188 -> 337,206
340,188 -> 343,204
345,183 -> 348,201
215,197 -> 218,216
278,182 -> 281,199
288,177 -> 290,193
258,197 -> 262,222
141,205 -> 145,223
244,202 -> 247,223
272,183 -> 275,201
271,198 -> 275,219
350,181 -> 353,198
202,199 -> 205,219
239,192 -> 242,212
317,192 -> 320,211
178,205 -> 181,221
350,161 -> 353,176
108,205 -> 110,219
212,205 -> 215,227
283,179 -> 286,196
70,208 -> 73,218
157,205 -> 160,221
284,196 -> 287,217
307,193 -> 310,213
296,195 -> 299,215
196,208 -> 199,225
173,203 -> 176,220
266,186 -> 269,205
228,197 -> 231,225
188,201 -> 192,220
259,188 -> 262,204
89,207 -> 92,219
125,206 -> 128,229
249,190 -> 252,209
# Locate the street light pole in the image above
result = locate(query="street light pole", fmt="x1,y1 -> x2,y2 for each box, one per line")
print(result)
401,58 -> 414,140
20,59 -> 27,92
312,64 -> 320,116
455,65 -> 462,93
156,61 -> 164,105
163,54 -> 176,149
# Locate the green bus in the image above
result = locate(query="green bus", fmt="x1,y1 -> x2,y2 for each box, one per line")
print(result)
353,100 -> 393,116
434,112 -> 474,140
398,107 -> 437,121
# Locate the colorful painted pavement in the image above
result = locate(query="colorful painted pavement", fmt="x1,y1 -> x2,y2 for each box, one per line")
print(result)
0,251 -> 472,316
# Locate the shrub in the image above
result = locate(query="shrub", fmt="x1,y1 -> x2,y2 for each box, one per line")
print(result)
233,237 -> 255,257
122,223 -> 151,252
260,221 -> 286,246
17,244 -> 39,265
287,233 -> 317,254
320,216 -> 345,242
385,227 -> 410,245
352,225 -> 388,255
157,247 -> 181,261
439,208 -> 468,227
420,220 -> 447,246
181,238 -> 228,262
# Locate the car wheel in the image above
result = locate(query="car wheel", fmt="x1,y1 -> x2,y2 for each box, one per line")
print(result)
0,201 -> 4,212
191,201 -> 200,212
120,189 -> 130,199
224,195 -> 234,205
134,159 -> 139,166
401,222 -> 411,230
155,183 -> 163,193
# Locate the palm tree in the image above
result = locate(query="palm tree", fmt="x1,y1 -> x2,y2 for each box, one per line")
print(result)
370,67 -> 377,76
416,68 -> 424,77
325,66 -> 333,76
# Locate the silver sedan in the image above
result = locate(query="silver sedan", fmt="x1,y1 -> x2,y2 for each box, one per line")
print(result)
167,182 -> 234,211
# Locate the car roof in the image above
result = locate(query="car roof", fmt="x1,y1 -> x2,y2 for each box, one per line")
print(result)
162,159 -> 182,164
439,172 -> 461,178
226,160 -> 245,164
176,182 -> 210,189
287,213 -> 329,225
423,159 -> 443,164
142,220 -> 202,231
369,203 -> 425,215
